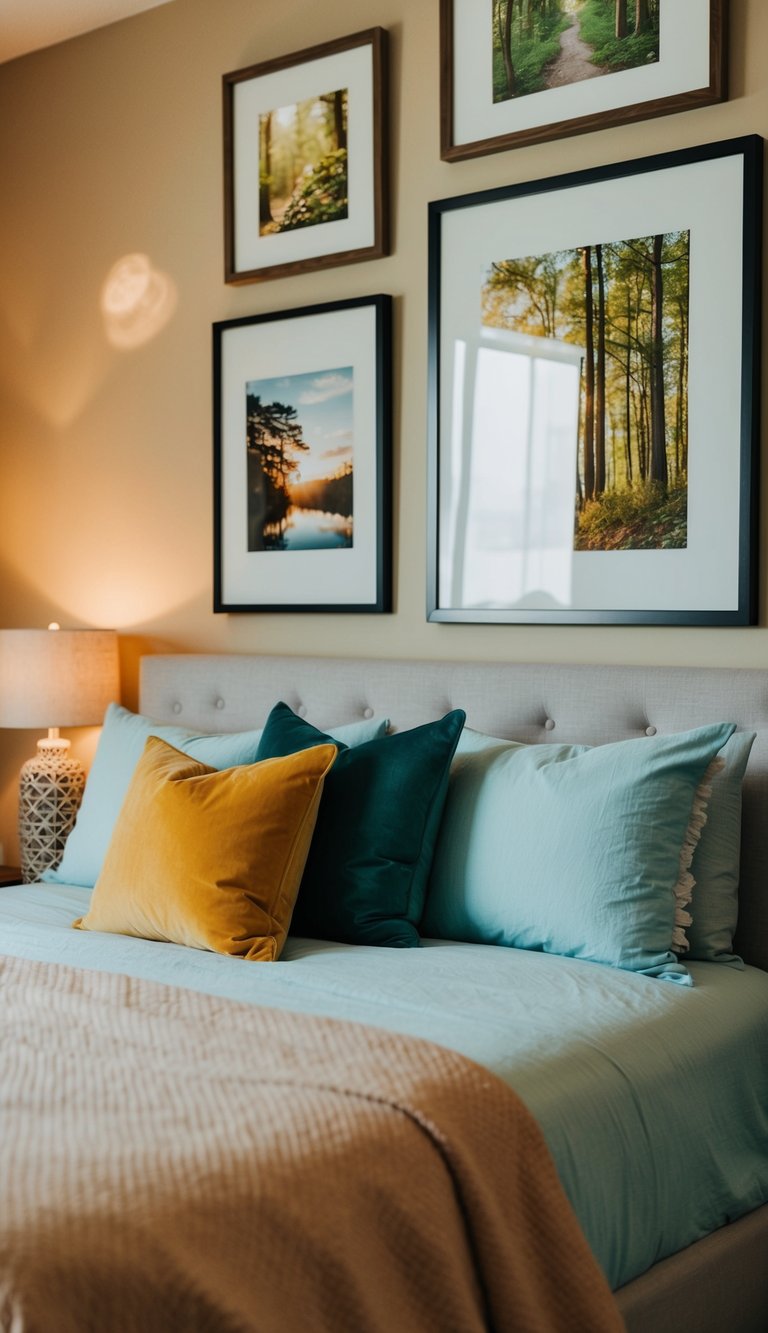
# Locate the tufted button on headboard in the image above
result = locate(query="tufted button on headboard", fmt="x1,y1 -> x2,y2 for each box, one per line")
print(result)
140,654 -> 768,972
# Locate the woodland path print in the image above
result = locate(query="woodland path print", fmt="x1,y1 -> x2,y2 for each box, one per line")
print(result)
492,3 -> 659,104
546,8 -> 609,88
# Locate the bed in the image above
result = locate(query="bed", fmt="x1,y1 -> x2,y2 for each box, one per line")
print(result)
1,653 -> 767,1332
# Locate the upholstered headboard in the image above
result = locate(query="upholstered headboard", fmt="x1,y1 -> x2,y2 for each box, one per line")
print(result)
140,655 -> 768,972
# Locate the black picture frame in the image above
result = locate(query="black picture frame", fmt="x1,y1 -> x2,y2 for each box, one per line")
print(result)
428,136 -> 761,626
214,294 -> 392,613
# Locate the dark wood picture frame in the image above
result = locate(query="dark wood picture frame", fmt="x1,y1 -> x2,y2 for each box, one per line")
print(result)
427,136 -> 761,625
441,0 -> 728,162
223,29 -> 388,283
214,295 -> 392,614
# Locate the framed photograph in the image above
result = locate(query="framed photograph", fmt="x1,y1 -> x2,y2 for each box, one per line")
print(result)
441,1 -> 727,161
427,137 -> 761,625
223,29 -> 388,283
214,295 -> 392,613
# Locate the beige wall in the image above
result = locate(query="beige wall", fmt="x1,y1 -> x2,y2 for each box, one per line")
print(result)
0,0 -> 765,860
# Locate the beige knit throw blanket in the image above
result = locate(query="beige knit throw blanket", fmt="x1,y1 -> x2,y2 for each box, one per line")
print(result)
0,953 -> 623,1332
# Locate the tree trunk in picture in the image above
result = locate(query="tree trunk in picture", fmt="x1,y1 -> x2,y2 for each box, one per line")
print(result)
333,90 -> 347,152
502,0 -> 516,97
624,375 -> 633,484
635,0 -> 649,34
575,377 -> 584,507
649,234 -> 668,489
608,410 -> 618,491
678,296 -> 689,474
495,0 -> 504,59
636,376 -> 649,481
632,387 -> 644,481
595,244 -> 606,496
624,289 -> 633,484
259,112 -> 274,228
615,0 -> 628,39
675,298 -> 684,479
247,449 -> 267,552
582,245 -> 595,503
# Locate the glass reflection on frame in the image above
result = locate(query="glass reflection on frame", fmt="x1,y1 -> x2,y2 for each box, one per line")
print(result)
441,328 -> 582,613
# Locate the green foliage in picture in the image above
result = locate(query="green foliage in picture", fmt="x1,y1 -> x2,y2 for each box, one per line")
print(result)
259,88 -> 348,236
576,481 -> 687,551
492,0 -> 660,103
279,149 -> 349,232
492,0 -> 567,101
579,0 -> 660,72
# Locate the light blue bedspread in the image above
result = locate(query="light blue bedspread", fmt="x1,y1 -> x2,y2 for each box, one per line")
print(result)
2,881 -> 767,1291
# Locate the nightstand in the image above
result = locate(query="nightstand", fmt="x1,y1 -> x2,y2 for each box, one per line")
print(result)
0,865 -> 23,886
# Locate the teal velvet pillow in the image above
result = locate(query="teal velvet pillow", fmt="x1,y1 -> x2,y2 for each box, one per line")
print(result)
683,729 -> 755,967
422,723 -> 735,983
44,703 -> 389,889
254,702 -> 466,947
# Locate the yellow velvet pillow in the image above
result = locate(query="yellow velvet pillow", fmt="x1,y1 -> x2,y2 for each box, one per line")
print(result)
73,735 -> 337,960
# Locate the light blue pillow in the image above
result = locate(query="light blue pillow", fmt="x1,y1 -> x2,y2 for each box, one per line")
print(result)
422,723 -> 735,984
684,729 -> 755,967
43,703 -> 389,889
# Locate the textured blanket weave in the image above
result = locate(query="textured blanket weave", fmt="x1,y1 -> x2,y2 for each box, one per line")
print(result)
0,953 -> 623,1332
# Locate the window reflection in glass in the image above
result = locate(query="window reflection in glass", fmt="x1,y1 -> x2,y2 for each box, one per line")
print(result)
440,329 -> 582,610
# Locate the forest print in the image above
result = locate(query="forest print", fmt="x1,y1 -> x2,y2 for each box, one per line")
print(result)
259,89 -> 348,236
492,0 -> 660,102
246,367 -> 354,553
482,230 -> 690,550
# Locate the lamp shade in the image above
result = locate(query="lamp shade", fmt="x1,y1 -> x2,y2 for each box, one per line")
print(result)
0,628 -> 119,729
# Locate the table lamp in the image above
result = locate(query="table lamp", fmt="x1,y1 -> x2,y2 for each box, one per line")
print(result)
0,625 -> 119,881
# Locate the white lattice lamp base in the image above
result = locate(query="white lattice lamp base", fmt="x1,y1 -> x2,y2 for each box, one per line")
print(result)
18,738 -> 86,882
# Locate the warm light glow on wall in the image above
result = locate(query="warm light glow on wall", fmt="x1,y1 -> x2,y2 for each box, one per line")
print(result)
100,253 -> 177,350
0,545 -> 208,631
54,569 -> 208,630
